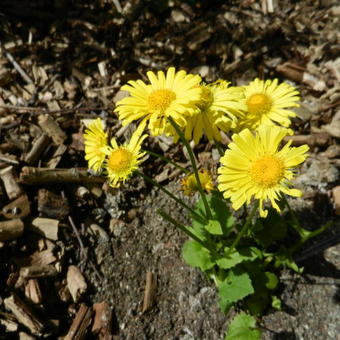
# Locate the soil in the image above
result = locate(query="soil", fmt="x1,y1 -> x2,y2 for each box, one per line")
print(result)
0,1 -> 339,339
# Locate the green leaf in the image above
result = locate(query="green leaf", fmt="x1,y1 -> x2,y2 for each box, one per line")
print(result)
274,252 -> 303,273
253,208 -> 287,247
193,190 -> 234,238
218,268 -> 254,313
264,272 -> 278,290
206,219 -> 223,235
224,313 -> 261,340
217,247 -> 261,270
271,295 -> 282,310
246,293 -> 269,316
182,240 -> 215,271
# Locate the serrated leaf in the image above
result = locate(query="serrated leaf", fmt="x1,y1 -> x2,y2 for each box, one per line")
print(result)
192,190 -> 234,238
217,247 -> 261,270
206,219 -> 223,235
218,268 -> 254,313
224,313 -> 261,340
182,240 -> 215,271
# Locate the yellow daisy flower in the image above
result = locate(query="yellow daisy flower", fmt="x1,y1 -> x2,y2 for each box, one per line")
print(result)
217,125 -> 309,218
237,78 -> 300,131
115,67 -> 202,137
181,169 -> 214,196
103,121 -> 148,187
183,81 -> 246,144
83,118 -> 108,172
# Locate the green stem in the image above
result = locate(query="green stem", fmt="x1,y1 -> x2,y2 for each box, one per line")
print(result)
168,117 -> 212,220
136,170 -> 207,225
144,149 -> 189,174
158,209 -> 218,257
225,202 -> 259,257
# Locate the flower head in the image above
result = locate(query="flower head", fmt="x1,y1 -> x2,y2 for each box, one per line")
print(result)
236,78 -> 300,131
181,169 -> 214,196
83,118 -> 108,172
217,125 -> 309,217
115,67 -> 202,137
183,80 -> 246,144
103,121 -> 148,187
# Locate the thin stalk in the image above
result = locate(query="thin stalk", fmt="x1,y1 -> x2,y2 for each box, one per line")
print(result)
136,170 -> 207,225
144,149 -> 189,174
168,117 -> 212,220
158,209 -> 218,257
225,202 -> 259,257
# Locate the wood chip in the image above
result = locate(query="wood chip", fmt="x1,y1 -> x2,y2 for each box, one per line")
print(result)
92,301 -> 113,339
0,166 -> 23,200
0,219 -> 24,242
47,144 -> 67,169
64,304 -> 93,340
37,189 -> 69,219
67,265 -> 87,303
38,114 -> 66,145
20,265 -> 58,279
2,194 -> 31,219
332,186 -> 340,215
4,294 -> 44,336
24,133 -> 51,165
31,217 -> 59,241
24,279 -> 42,304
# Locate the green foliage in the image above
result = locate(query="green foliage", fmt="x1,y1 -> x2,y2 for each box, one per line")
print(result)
182,240 -> 215,271
218,268 -> 254,313
252,208 -> 287,248
224,313 -> 261,340
216,247 -> 261,270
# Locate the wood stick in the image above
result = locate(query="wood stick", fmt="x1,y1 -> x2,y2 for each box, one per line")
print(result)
0,166 -> 23,199
24,134 -> 51,165
0,219 -> 24,242
19,166 -> 104,185
64,304 -> 93,340
3,294 -> 44,336
142,271 -> 157,313
38,114 -> 66,145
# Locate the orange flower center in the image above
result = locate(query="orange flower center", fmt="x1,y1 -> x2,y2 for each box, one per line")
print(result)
247,93 -> 272,116
148,89 -> 176,112
250,155 -> 284,188
108,148 -> 132,173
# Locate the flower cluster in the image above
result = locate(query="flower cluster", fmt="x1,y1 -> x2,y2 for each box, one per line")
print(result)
84,67 -> 308,216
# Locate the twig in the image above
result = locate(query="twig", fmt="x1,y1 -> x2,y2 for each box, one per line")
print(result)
68,216 -> 87,260
0,42 -> 33,84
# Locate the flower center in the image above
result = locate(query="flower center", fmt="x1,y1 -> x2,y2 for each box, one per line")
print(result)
108,148 -> 132,173
198,86 -> 214,111
250,155 -> 284,188
148,89 -> 176,112
247,93 -> 272,116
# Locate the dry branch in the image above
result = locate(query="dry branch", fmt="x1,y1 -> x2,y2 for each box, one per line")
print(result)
20,167 -> 104,184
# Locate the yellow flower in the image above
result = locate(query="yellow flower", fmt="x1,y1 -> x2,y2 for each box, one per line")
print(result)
181,169 -> 214,196
237,78 -> 300,131
115,67 -> 202,136
83,118 -> 108,172
183,81 -> 246,143
217,125 -> 309,217
103,121 -> 148,187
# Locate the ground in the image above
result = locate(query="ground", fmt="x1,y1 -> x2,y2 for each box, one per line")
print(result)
0,1 -> 339,339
